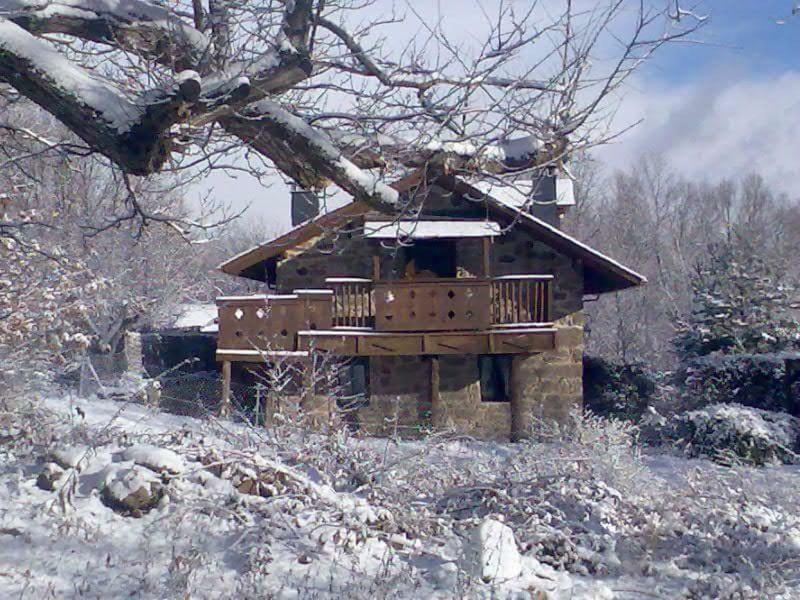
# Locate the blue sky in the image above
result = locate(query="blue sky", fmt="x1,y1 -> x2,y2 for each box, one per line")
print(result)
197,1 -> 800,231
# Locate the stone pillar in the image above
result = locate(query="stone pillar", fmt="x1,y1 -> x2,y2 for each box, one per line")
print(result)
512,312 -> 584,439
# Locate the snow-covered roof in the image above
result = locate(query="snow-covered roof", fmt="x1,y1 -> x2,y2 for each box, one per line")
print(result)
364,220 -> 501,239
167,304 -> 218,331
469,177 -> 575,209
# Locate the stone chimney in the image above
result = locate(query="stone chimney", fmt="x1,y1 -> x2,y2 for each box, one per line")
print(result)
529,175 -> 559,227
290,189 -> 320,226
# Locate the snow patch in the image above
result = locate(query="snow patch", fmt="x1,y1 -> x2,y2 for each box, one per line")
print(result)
121,444 -> 184,474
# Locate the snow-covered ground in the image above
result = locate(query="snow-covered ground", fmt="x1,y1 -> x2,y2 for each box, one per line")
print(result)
1,395 -> 800,599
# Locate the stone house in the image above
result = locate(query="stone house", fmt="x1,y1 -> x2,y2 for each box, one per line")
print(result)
215,173 -> 645,440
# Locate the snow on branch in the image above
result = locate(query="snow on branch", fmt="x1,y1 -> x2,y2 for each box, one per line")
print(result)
0,0 -> 209,69
227,99 -> 399,210
0,17 -> 201,174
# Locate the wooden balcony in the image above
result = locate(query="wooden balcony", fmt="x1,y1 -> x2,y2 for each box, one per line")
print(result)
216,275 -> 555,362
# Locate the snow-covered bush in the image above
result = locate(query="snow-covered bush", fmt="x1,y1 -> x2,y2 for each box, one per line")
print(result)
6,396 -> 800,598
668,403 -> 800,466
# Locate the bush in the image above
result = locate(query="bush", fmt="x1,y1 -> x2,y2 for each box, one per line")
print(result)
667,403 -> 800,466
583,355 -> 658,421
677,352 -> 800,413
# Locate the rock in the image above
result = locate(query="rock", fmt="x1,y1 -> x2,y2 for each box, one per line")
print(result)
36,462 -> 66,491
121,444 -> 184,475
51,446 -> 90,471
669,403 -> 800,466
461,517 -> 523,583
101,466 -> 163,514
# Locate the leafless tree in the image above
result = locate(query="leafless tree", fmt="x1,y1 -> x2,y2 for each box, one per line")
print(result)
569,156 -> 800,368
0,0 -> 703,217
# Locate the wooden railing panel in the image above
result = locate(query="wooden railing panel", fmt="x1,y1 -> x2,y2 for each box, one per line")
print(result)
217,292 -> 333,353
491,275 -> 552,324
374,279 -> 492,332
327,278 -> 374,328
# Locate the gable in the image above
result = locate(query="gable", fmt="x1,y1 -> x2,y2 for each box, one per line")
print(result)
218,175 -> 645,295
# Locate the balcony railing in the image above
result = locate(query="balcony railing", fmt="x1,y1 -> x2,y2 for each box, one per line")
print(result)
217,275 -> 553,357
491,275 -> 552,325
327,278 -> 373,328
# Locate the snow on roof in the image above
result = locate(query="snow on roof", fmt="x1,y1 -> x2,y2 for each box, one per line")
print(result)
364,220 -> 501,239
468,177 -> 575,208
168,304 -> 217,330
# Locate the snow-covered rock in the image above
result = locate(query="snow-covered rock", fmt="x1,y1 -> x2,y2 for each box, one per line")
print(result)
671,403 -> 800,466
121,444 -> 184,475
36,462 -> 66,491
101,466 -> 163,514
461,517 -> 523,582
50,446 -> 90,471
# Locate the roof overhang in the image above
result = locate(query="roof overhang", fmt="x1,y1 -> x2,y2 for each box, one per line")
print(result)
449,176 -> 646,294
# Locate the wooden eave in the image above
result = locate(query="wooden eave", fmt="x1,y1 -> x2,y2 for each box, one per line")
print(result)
218,201 -> 370,278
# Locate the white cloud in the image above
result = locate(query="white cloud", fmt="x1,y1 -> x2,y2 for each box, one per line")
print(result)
598,70 -> 800,196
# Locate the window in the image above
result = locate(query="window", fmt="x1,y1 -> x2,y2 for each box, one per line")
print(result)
337,357 -> 370,411
478,355 -> 513,402
404,240 -> 457,278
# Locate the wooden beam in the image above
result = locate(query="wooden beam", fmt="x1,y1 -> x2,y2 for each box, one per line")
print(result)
429,355 -> 444,430
482,236 -> 491,278
372,251 -> 381,280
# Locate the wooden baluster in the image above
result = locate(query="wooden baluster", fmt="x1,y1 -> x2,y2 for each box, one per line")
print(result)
537,282 -> 543,321
523,281 -> 530,322
360,283 -> 364,327
516,280 -> 523,324
504,281 -> 510,324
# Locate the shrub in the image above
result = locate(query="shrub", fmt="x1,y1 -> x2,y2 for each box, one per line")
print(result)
583,355 -> 658,421
666,403 -> 800,466
677,352 -> 800,413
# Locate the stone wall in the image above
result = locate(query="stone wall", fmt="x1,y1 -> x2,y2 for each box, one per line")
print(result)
275,221 -> 374,292
357,355 -> 432,437
436,355 -> 512,440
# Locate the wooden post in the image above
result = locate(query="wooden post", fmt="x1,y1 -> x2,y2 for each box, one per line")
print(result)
220,360 -> 232,418
509,355 -> 524,442
372,252 -> 381,281
429,355 -> 444,429
300,354 -> 315,425
482,236 -> 491,278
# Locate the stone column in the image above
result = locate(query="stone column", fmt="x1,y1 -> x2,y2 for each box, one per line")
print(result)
512,312 -> 584,439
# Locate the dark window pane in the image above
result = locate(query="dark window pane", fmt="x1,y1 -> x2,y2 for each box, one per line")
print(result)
338,357 -> 370,410
479,355 -> 512,402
